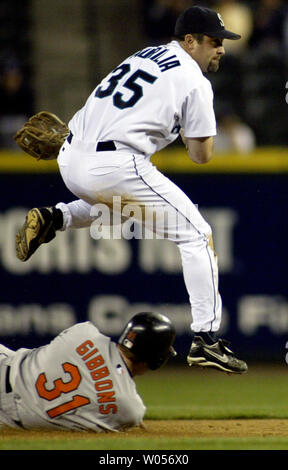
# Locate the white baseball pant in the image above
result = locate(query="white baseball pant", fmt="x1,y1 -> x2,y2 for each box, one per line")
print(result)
57,139 -> 222,333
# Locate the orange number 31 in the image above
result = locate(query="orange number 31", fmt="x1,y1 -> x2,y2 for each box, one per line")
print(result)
36,362 -> 90,418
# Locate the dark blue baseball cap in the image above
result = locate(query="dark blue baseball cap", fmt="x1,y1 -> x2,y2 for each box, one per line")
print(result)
174,6 -> 241,40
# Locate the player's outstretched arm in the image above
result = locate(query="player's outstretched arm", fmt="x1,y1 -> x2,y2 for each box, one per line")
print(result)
180,129 -> 213,164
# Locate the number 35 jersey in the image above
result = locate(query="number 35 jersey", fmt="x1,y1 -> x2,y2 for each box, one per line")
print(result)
69,40 -> 216,158
8,322 -> 146,432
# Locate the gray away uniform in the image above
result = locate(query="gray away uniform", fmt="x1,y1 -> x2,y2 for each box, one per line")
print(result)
0,322 -> 145,431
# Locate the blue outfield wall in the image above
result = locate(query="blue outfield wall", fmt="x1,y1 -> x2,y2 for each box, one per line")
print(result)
0,149 -> 287,363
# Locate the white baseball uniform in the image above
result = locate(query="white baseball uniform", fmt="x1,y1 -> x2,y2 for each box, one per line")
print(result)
0,322 -> 145,431
56,40 -> 222,333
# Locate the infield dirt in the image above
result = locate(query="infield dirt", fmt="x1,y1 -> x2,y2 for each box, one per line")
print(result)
1,419 -> 288,440
142,419 -> 288,438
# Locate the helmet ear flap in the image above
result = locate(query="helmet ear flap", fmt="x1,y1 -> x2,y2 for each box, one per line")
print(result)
118,312 -> 177,370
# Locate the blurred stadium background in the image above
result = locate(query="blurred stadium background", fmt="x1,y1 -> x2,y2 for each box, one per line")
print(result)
0,0 -> 287,368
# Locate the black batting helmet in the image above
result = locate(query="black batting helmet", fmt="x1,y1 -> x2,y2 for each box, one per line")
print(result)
118,312 -> 177,370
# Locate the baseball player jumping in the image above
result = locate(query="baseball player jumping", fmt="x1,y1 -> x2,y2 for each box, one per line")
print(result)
0,312 -> 176,431
15,6 -> 247,375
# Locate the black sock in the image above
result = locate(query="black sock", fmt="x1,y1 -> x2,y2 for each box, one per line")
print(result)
51,207 -> 64,230
193,332 -> 217,345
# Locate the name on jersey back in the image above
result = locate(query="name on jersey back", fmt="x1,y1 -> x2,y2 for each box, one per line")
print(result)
133,46 -> 181,73
76,339 -> 117,415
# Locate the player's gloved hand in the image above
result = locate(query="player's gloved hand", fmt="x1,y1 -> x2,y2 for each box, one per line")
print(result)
14,111 -> 69,160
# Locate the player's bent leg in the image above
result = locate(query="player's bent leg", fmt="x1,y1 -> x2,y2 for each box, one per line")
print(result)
15,207 -> 63,262
56,199 -> 94,230
126,157 -> 247,374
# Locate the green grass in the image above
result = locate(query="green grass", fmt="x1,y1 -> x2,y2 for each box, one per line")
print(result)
2,437 -> 288,450
135,362 -> 288,419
